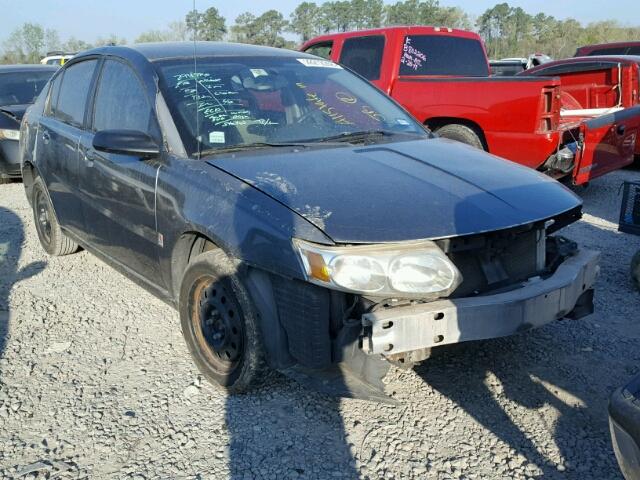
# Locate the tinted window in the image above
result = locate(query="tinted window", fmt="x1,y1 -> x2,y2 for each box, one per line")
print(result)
629,46 -> 640,55
399,35 -> 489,76
588,47 -> 629,56
93,60 -> 152,133
339,36 -> 385,81
45,72 -> 63,115
0,70 -> 55,107
490,63 -> 525,76
305,42 -> 333,60
54,60 -> 97,127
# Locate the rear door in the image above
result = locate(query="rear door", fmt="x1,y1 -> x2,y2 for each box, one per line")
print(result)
36,59 -> 99,236
574,106 -> 640,184
78,58 -> 163,283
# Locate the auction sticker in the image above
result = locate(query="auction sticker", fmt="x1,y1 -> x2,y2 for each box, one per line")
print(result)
297,58 -> 342,68
209,131 -> 226,144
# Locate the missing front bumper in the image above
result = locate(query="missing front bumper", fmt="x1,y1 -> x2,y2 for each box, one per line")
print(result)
362,248 -> 600,356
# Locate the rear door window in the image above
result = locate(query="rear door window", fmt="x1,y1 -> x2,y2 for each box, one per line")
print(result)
92,59 -> 153,134
304,42 -> 333,60
54,59 -> 98,127
399,35 -> 489,77
339,35 -> 385,81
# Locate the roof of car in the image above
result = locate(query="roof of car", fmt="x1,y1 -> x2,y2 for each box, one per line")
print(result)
523,55 -> 640,76
577,41 -> 640,51
77,42 -> 312,62
0,64 -> 59,73
532,55 -> 640,69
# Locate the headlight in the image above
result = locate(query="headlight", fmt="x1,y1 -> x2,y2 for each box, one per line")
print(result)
0,129 -> 19,141
294,239 -> 462,298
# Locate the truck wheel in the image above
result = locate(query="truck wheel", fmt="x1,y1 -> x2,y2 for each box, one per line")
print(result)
436,124 -> 485,150
632,251 -> 640,291
31,177 -> 79,256
179,249 -> 266,393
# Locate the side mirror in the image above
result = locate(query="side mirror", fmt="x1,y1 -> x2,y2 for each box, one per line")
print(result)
93,129 -> 160,158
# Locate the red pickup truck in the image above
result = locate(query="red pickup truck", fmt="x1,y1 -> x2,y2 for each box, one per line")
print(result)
302,26 -> 640,185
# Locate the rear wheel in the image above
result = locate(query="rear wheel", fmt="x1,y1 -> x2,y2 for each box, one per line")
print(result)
31,177 -> 79,256
179,250 -> 266,393
435,124 -> 485,150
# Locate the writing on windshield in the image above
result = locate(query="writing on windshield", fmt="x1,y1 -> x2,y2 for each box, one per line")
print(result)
174,72 -> 277,127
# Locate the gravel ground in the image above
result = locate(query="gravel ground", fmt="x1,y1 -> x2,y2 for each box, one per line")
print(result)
1,168 -> 640,480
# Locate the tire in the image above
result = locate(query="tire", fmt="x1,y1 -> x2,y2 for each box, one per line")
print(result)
632,251 -> 640,292
436,124 -> 485,150
179,249 -> 266,393
31,177 -> 79,256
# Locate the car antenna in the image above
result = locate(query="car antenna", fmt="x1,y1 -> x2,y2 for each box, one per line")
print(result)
192,0 -> 201,158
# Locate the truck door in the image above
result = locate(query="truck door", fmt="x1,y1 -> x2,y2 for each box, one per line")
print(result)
573,105 -> 640,184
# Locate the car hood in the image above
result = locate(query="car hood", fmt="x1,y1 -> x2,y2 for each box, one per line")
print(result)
206,138 -> 582,243
0,104 -> 28,124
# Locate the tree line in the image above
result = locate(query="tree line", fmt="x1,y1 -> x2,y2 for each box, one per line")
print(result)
2,1 -> 640,64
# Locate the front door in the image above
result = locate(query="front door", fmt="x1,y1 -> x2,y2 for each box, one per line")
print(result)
78,58 -> 164,284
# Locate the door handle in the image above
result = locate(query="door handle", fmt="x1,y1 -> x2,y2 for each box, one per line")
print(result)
82,150 -> 95,167
42,130 -> 50,144
617,124 -> 626,135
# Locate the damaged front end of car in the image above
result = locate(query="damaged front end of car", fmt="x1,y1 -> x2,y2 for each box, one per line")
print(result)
251,205 -> 599,402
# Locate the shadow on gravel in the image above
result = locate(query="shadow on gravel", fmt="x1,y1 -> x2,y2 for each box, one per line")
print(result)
0,206 -> 46,360
225,380 -> 359,479
415,339 -> 585,478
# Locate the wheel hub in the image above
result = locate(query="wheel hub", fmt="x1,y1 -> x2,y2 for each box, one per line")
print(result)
35,191 -> 52,243
196,280 -> 243,365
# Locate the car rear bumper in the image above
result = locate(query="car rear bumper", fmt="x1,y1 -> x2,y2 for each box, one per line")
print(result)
362,248 -> 600,355
610,374 -> 640,480
0,139 -> 21,178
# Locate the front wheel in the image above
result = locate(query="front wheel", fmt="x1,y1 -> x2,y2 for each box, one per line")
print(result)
31,177 -> 79,256
179,250 -> 266,393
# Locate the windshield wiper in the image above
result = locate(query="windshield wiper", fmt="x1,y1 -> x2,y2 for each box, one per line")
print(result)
304,130 -> 402,144
196,141 -> 313,158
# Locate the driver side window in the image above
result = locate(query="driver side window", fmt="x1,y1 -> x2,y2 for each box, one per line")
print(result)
92,60 -> 155,135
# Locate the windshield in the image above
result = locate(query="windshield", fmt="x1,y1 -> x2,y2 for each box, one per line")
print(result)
155,56 -> 426,157
0,71 -> 54,107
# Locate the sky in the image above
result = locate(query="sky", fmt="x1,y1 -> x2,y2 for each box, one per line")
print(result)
2,0 -> 639,45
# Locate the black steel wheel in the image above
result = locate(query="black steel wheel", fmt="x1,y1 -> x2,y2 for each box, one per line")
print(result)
31,177 -> 79,256
179,249 -> 265,392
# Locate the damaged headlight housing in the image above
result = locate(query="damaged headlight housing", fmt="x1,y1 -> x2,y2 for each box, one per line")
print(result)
294,239 -> 462,298
0,129 -> 19,141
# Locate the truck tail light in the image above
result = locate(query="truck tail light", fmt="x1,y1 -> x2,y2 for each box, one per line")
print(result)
538,86 -> 560,132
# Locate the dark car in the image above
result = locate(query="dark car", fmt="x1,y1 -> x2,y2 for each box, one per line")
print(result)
575,41 -> 640,57
610,373 -> 640,479
20,42 -> 599,396
0,65 -> 57,183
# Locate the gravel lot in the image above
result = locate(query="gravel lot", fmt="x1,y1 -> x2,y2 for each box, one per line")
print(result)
1,168 -> 640,479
